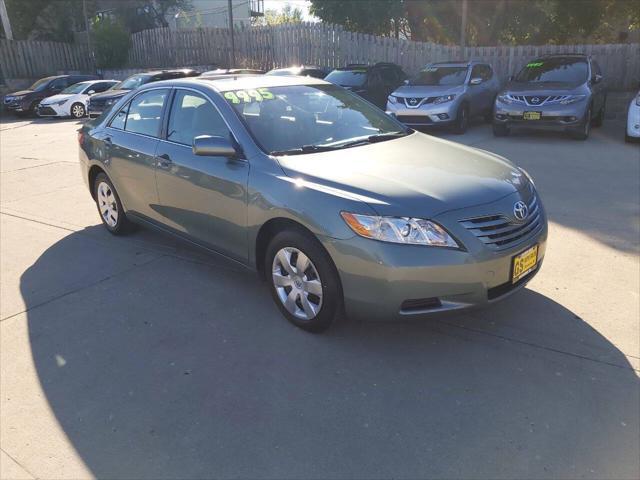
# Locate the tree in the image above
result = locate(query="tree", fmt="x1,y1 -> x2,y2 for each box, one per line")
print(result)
92,17 -> 131,68
257,3 -> 304,26
309,0 -> 404,36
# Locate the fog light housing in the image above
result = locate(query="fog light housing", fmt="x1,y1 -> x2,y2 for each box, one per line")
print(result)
437,113 -> 449,120
496,113 -> 507,120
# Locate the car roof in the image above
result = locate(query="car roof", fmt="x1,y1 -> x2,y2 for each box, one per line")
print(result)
429,60 -> 482,67
151,74 -> 329,92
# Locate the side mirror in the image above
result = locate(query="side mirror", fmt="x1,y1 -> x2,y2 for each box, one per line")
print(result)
87,90 -> 96,95
192,135 -> 237,158
470,77 -> 483,85
403,79 -> 409,85
592,74 -> 603,84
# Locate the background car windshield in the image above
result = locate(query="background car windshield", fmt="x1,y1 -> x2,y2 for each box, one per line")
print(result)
515,58 -> 588,83
409,67 -> 468,86
266,69 -> 296,76
61,82 -> 89,95
28,78 -> 53,91
115,75 -> 151,90
224,84 -> 407,154
325,70 -> 367,87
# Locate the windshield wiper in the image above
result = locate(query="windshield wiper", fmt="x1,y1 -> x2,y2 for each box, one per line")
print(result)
270,144 -> 340,156
270,132 -> 410,156
334,131 -> 409,149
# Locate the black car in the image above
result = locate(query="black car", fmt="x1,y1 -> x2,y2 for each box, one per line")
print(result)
325,62 -> 407,108
88,69 -> 200,118
3,74 -> 100,116
266,65 -> 329,79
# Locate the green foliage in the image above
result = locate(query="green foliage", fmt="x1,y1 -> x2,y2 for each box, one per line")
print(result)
257,4 -> 304,26
92,18 -> 131,68
309,0 -> 639,45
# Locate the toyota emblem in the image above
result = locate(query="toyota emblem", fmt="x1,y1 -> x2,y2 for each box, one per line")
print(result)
513,201 -> 528,221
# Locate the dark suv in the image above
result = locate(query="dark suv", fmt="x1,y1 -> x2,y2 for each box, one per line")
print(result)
88,69 -> 200,118
325,63 -> 407,108
493,54 -> 606,140
3,74 -> 100,116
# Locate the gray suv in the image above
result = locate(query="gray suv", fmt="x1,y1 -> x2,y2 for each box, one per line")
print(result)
386,61 -> 500,134
493,54 -> 606,140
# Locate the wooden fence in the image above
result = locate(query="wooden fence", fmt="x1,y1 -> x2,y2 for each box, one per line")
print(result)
0,39 -> 91,79
128,23 -> 640,91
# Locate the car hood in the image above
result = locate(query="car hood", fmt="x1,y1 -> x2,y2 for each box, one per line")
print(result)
505,81 -> 582,95
392,84 -> 464,97
90,89 -> 128,100
275,132 -> 527,218
7,90 -> 34,97
40,93 -> 74,104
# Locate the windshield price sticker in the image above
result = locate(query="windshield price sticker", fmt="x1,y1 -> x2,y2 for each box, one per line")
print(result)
526,62 -> 544,68
224,87 -> 275,104
422,67 -> 438,72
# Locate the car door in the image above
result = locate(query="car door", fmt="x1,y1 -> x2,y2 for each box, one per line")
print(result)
103,88 -> 169,221
154,88 -> 250,261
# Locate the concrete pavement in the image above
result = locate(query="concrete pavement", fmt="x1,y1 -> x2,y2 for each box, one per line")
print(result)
1,115 -> 638,479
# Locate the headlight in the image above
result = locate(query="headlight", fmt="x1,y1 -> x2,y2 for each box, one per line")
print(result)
497,93 -> 513,104
341,212 -> 459,247
388,95 -> 397,104
104,98 -> 115,105
52,99 -> 68,106
433,94 -> 455,104
560,95 -> 586,105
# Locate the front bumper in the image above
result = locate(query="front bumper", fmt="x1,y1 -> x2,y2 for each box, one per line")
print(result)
386,99 -> 459,126
324,190 -> 548,321
494,98 -> 588,130
37,102 -> 69,117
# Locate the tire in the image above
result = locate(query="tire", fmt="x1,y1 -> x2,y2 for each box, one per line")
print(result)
93,172 -> 134,235
265,229 -> 342,332
570,106 -> 591,140
493,123 -> 510,137
592,99 -> 605,128
626,133 -> 640,143
452,103 -> 469,134
70,102 -> 86,119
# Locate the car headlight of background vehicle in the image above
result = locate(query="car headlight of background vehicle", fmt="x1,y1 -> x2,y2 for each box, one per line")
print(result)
433,94 -> 455,104
104,98 -> 116,106
387,95 -> 398,104
341,212 -> 459,247
51,99 -> 68,106
636,93 -> 640,106
559,95 -> 586,105
497,93 -> 514,104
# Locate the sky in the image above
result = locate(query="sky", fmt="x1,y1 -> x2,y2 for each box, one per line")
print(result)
263,0 -> 315,21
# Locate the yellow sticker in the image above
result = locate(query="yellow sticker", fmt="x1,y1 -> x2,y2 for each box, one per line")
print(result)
224,88 -> 275,104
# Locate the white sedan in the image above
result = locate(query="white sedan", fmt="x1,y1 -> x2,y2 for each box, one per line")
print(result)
37,80 -> 118,119
626,90 -> 640,143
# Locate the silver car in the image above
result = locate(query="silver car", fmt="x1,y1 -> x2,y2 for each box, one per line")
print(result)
386,61 -> 500,134
493,54 -> 606,140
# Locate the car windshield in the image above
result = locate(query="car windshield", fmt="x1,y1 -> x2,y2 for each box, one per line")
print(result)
223,84 -> 409,155
28,77 -> 54,91
409,66 -> 468,86
325,70 -> 367,87
61,82 -> 89,94
266,69 -> 297,76
515,58 -> 588,84
114,74 -> 151,91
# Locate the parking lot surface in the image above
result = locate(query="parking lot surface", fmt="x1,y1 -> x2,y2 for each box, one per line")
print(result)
1,116 -> 638,479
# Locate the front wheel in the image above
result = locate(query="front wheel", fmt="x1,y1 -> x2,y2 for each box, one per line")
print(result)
452,103 -> 469,134
570,106 -> 591,140
70,102 -> 86,119
93,173 -> 134,235
266,230 -> 342,332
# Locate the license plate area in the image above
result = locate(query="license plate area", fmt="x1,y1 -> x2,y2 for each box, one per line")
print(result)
523,111 -> 541,120
511,245 -> 539,283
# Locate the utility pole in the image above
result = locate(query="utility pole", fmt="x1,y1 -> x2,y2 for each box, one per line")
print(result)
0,0 -> 13,40
228,0 -> 235,66
82,0 -> 95,71
460,0 -> 468,51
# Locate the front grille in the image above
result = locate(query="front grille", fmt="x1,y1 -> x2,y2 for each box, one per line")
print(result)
524,95 -> 549,106
396,114 -> 433,124
402,97 -> 436,108
459,194 -> 542,250
37,106 -> 57,116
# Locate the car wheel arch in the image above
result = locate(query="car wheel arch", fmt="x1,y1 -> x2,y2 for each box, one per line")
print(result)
88,165 -> 106,200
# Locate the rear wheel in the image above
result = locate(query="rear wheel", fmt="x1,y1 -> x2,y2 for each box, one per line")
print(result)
93,173 -> 134,235
70,102 -> 86,119
266,229 -> 341,332
592,100 -> 605,128
452,103 -> 469,134
493,123 -> 510,137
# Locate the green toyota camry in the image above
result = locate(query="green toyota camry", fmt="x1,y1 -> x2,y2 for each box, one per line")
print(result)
79,74 -> 547,332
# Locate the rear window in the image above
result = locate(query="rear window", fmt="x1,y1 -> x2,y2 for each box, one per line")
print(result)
515,58 -> 588,84
325,69 -> 367,87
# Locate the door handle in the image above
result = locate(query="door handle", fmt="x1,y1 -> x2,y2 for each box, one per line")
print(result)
156,153 -> 172,169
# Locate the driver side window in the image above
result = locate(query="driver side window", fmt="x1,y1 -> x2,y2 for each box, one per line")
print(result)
167,90 -> 229,146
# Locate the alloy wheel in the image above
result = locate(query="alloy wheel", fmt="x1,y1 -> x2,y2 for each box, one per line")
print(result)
272,247 -> 323,320
97,181 -> 118,227
72,104 -> 85,118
